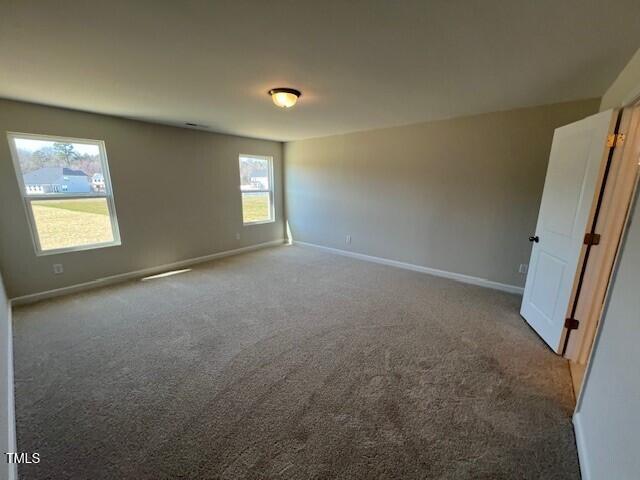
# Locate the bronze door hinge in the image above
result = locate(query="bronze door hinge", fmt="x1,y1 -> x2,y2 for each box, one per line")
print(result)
584,233 -> 601,245
606,133 -> 625,148
565,318 -> 580,330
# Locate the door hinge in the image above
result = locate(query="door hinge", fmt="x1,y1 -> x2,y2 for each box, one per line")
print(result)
606,133 -> 625,148
584,232 -> 601,245
565,318 -> 580,330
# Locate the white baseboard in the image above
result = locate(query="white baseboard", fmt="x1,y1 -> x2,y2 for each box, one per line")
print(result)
11,239 -> 286,305
295,241 -> 524,295
573,412 -> 590,480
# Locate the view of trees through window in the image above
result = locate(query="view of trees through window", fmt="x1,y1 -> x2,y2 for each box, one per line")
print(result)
14,138 -> 105,195
239,155 -> 273,224
9,135 -> 119,253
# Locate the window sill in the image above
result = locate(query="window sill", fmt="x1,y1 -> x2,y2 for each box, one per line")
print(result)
35,240 -> 122,256
243,219 -> 276,226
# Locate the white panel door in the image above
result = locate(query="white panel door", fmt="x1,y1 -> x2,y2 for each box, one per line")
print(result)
520,110 -> 616,352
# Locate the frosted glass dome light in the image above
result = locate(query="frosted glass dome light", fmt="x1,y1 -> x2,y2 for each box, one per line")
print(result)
269,88 -> 301,108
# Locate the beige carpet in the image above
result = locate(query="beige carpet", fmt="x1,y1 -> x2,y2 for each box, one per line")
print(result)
13,244 -> 580,479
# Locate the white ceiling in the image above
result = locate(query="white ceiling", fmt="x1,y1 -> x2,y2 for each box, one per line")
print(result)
1,0 -> 639,142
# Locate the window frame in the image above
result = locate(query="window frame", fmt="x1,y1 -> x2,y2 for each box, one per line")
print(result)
7,132 -> 122,256
239,154 -> 275,225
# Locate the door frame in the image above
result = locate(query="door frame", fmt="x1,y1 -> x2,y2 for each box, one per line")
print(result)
565,103 -> 640,394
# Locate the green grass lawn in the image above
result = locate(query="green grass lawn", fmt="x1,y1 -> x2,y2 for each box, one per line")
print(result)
242,192 -> 272,223
34,198 -> 110,216
31,198 -> 113,251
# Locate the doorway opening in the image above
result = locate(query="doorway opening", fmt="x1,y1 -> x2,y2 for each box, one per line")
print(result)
520,104 -> 640,400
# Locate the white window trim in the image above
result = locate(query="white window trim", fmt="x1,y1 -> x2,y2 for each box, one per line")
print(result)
239,154 -> 275,225
7,132 -> 122,256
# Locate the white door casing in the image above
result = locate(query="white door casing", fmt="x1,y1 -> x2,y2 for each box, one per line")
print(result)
520,110 -> 617,352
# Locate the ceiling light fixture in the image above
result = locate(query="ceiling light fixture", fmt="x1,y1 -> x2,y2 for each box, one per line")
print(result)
269,88 -> 301,108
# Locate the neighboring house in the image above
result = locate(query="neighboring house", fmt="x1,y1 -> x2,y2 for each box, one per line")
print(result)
91,173 -> 106,192
22,167 -> 91,194
250,176 -> 269,190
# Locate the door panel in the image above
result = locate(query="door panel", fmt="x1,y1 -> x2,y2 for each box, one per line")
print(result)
530,251 -> 565,321
542,133 -> 589,237
520,110 -> 617,352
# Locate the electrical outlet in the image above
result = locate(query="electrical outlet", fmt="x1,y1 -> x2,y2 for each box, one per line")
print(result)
53,264 -> 64,275
346,235 -> 351,244
518,264 -> 528,274
235,232 -> 240,240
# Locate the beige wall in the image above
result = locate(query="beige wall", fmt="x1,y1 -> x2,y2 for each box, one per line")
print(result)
284,99 -> 599,288
0,99 -> 284,298
574,188 -> 640,479
600,47 -> 640,110
0,272 -> 15,480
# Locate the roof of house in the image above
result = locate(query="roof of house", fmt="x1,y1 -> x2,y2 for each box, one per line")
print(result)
23,167 -> 89,185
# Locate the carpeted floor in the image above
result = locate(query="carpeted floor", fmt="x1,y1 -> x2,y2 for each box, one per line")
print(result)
13,245 -> 580,479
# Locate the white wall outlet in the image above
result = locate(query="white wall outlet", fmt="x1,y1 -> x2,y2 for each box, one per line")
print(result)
346,235 -> 351,244
235,232 -> 240,240
53,264 -> 64,275
519,263 -> 528,274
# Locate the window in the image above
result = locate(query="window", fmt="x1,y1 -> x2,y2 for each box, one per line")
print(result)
239,154 -> 274,224
7,133 -> 121,255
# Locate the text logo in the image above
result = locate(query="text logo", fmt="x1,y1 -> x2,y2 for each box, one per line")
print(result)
6,452 -> 40,464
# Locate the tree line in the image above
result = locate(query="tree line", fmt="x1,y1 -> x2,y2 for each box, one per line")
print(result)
18,143 -> 102,177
